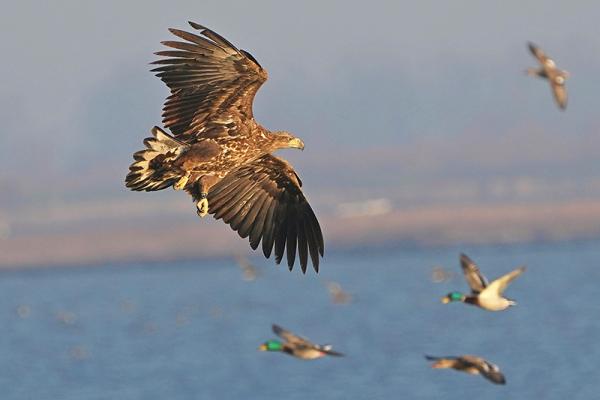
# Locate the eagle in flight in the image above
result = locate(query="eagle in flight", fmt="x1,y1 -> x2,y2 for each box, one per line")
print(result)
125,22 -> 324,272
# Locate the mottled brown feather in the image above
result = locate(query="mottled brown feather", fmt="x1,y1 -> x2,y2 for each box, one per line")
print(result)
249,197 -> 272,249
286,207 -> 298,271
203,155 -> 323,273
151,22 -> 267,141
261,203 -> 277,258
297,219 -> 309,271
238,192 -> 268,238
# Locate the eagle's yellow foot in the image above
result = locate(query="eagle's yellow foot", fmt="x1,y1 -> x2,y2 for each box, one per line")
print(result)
196,195 -> 209,218
173,173 -> 190,191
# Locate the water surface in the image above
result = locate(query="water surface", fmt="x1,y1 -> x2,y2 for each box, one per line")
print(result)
1,241 -> 598,399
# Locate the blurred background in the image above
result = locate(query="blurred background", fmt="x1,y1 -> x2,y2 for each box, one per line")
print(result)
0,1 -> 599,399
2,0 -> 600,267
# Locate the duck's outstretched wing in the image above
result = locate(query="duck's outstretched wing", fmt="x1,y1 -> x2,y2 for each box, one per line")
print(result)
486,266 -> 526,296
551,80 -> 568,110
151,22 -> 268,142
528,42 -> 549,64
460,253 -> 488,294
461,356 -> 506,385
272,324 -> 314,346
198,154 -> 323,273
424,354 -> 456,361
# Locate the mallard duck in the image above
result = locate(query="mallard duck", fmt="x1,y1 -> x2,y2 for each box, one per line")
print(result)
441,253 -> 525,311
526,42 -> 569,110
425,355 -> 506,385
259,324 -> 344,359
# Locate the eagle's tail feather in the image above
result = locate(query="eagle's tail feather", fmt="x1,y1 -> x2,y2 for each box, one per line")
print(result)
125,126 -> 186,191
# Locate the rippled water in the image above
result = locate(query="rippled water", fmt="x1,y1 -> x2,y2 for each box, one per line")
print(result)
1,241 -> 598,399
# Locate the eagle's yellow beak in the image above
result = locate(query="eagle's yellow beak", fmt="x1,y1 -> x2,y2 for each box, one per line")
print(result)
258,344 -> 268,351
288,138 -> 305,151
441,296 -> 451,304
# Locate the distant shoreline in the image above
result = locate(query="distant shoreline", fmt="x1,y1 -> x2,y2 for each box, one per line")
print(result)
2,199 -> 599,270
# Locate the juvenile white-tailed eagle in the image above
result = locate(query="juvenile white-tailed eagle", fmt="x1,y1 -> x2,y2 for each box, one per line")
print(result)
126,22 -> 323,273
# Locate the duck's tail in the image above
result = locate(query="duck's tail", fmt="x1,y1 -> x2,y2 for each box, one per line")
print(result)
125,126 -> 186,191
322,344 -> 344,357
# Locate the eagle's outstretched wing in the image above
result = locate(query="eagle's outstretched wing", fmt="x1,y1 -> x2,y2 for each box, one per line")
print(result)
424,354 -> 457,362
188,154 -> 324,273
151,22 -> 268,141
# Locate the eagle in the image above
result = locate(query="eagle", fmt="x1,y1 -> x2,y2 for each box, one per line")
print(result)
125,22 -> 324,273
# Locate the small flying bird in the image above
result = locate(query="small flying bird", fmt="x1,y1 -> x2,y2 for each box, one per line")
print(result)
235,255 -> 260,281
425,355 -> 506,385
125,22 -> 323,273
326,281 -> 352,304
441,253 -> 525,311
526,42 -> 569,110
16,304 -> 31,319
430,266 -> 455,283
259,324 -> 344,360
56,310 -> 77,325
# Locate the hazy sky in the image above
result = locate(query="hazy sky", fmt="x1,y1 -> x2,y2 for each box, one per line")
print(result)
2,0 -> 600,207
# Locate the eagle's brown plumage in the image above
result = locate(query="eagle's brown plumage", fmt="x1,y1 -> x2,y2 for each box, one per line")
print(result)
154,21 -> 268,139
125,22 -> 323,272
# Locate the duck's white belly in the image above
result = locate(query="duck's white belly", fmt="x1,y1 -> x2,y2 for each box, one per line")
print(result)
477,295 -> 510,311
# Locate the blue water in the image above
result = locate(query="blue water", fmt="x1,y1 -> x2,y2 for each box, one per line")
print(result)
1,241 -> 599,399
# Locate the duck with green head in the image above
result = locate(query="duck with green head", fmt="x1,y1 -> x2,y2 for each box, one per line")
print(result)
441,253 -> 526,311
259,324 -> 344,360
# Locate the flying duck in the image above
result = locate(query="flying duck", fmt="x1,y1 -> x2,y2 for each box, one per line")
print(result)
259,324 -> 344,359
526,42 -> 569,110
425,354 -> 506,385
441,253 -> 525,311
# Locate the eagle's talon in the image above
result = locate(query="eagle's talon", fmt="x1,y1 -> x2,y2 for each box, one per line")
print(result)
173,173 -> 190,190
196,198 -> 209,218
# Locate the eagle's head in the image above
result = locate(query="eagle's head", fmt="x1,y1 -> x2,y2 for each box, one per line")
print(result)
271,131 -> 305,151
